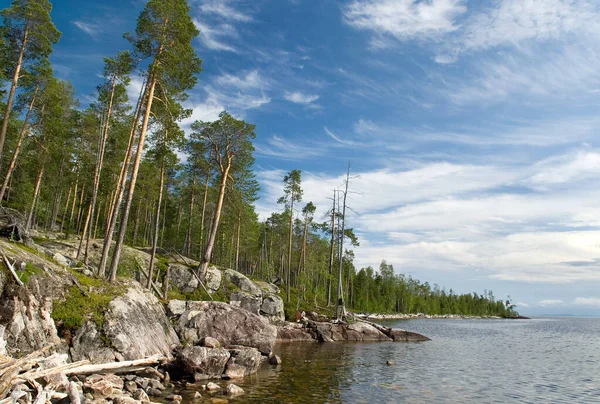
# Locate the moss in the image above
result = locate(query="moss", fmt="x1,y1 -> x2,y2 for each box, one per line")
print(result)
12,242 -> 40,256
20,262 -> 43,284
52,271 -> 125,334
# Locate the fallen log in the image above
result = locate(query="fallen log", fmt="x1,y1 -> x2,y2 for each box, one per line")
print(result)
14,360 -> 90,384
0,249 -> 23,286
62,355 -> 166,376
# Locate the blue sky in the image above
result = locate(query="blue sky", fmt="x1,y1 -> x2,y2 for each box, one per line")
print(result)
17,0 -> 600,315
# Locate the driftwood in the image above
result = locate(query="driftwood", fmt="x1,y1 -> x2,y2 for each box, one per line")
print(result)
62,355 -> 165,376
1,351 -> 165,402
0,249 -> 23,286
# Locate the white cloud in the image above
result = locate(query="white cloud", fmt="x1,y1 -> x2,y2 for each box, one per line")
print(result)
215,70 -> 268,90
458,0 -> 600,53
538,299 -> 564,307
343,0 -> 467,41
193,19 -> 238,52
573,297 -> 600,307
73,21 -> 102,40
199,0 -> 253,22
284,92 -> 320,104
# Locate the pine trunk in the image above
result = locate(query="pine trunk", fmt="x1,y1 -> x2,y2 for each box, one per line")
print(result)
0,25 -> 28,165
0,85 -> 38,202
26,167 -> 44,231
108,73 -> 158,282
147,158 -> 166,289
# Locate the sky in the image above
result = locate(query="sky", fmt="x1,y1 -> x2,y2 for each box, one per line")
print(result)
10,0 -> 600,315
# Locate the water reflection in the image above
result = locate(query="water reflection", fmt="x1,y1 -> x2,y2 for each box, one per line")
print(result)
176,318 -> 600,403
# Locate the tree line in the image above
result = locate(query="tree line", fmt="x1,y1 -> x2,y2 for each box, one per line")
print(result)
0,0 -> 517,319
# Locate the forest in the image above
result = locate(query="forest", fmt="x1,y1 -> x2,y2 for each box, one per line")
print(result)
0,0 -> 518,319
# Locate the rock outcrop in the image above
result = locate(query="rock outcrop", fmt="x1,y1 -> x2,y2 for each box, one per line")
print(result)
223,347 -> 263,379
177,346 -> 231,380
103,283 -> 180,361
223,269 -> 262,297
174,301 -> 277,355
308,321 -> 393,342
168,264 -> 199,293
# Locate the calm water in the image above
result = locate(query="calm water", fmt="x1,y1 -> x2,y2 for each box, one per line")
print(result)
183,317 -> 600,403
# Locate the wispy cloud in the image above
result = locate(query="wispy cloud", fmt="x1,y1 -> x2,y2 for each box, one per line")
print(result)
284,91 -> 320,104
538,299 -> 564,307
343,0 -> 467,44
193,19 -> 238,52
573,297 -> 600,307
198,0 -> 254,22
73,20 -> 103,40
215,70 -> 269,90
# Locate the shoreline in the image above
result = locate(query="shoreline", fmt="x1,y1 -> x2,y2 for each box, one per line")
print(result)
355,313 -> 530,320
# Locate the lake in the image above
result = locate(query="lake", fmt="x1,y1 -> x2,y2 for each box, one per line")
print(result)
182,317 -> 600,403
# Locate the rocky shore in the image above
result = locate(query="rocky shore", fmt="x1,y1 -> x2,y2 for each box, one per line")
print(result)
355,313 -> 530,320
0,236 -> 430,403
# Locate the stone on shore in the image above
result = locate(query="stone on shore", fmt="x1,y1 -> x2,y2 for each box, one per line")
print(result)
309,321 -> 392,342
177,301 -> 277,354
260,294 -> 285,325
223,347 -> 263,379
177,346 -> 231,380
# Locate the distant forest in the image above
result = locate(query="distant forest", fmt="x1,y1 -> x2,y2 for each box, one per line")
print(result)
0,0 -> 518,318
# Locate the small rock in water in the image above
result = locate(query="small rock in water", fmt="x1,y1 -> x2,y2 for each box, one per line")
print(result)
226,384 -> 245,396
386,360 -> 394,366
206,382 -> 220,391
194,391 -> 202,399
268,354 -> 282,366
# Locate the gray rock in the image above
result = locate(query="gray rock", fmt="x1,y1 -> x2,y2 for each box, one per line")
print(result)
103,283 -> 180,360
52,253 -> 70,266
177,346 -> 231,379
148,379 -> 165,390
201,336 -> 221,348
308,321 -> 392,342
70,321 -> 117,364
169,264 -> 199,293
205,265 -> 222,292
268,354 -> 281,366
225,384 -> 244,396
83,374 -> 124,397
260,294 -> 285,324
222,269 -> 262,297
224,347 -> 263,379
124,381 -> 138,393
146,387 -> 163,397
177,301 -> 277,355
230,291 -> 262,315
113,396 -> 140,404
276,323 -> 317,342
39,353 -> 69,389
0,291 -> 61,356
206,382 -> 220,392
166,300 -> 187,317
254,281 -> 280,295
194,391 -> 202,398
133,389 -> 149,402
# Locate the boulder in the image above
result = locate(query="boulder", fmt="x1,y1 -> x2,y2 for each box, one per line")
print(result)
103,284 -> 180,360
177,346 -> 230,379
169,264 -> 198,293
70,321 -> 117,364
222,269 -> 262,297
205,266 -> 222,292
260,294 -> 285,324
52,253 -> 70,267
225,384 -> 244,396
254,281 -> 279,295
388,329 -> 431,342
223,347 -> 263,379
276,323 -> 317,342
177,301 -> 277,355
230,292 -> 261,315
308,321 -> 392,342
166,300 -> 187,318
